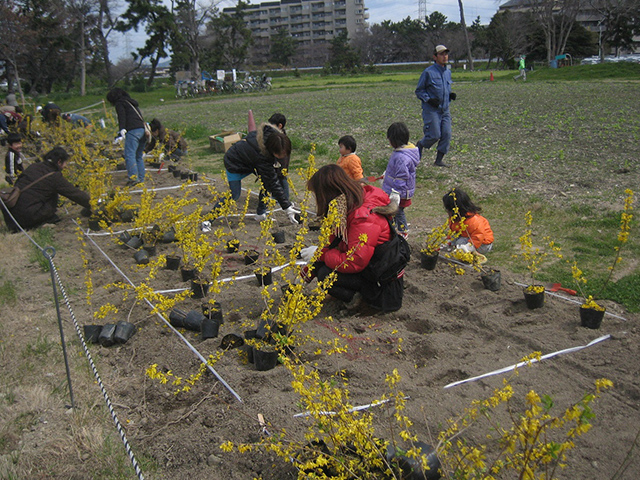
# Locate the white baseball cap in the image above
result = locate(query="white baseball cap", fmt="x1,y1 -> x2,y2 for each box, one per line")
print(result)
434,45 -> 450,54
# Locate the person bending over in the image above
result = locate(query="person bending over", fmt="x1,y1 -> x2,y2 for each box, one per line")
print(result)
301,164 -> 407,312
3,146 -> 90,232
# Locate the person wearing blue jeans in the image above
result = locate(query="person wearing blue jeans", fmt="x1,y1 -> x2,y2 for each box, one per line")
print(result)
415,44 -> 456,167
225,171 -> 271,216
106,87 -> 147,185
124,127 -> 147,184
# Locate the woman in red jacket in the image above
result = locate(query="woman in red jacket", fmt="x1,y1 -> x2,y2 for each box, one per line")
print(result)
302,164 -> 407,312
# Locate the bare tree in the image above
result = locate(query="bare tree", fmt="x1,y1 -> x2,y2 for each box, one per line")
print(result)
67,0 -> 99,95
92,0 -> 118,85
529,0 -> 582,62
172,0 -> 219,80
457,0 -> 474,70
590,0 -> 639,59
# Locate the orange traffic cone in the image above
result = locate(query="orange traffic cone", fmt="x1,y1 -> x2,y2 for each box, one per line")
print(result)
248,109 -> 256,133
490,71 -> 494,81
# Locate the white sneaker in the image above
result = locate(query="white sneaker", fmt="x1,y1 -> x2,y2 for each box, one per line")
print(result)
200,221 -> 212,232
253,213 -> 267,222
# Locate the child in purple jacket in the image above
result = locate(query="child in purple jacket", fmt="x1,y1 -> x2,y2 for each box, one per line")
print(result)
381,122 -> 420,238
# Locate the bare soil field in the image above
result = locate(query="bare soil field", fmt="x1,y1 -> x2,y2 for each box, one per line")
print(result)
1,163 -> 638,479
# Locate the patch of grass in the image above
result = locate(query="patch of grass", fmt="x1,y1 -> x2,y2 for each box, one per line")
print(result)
22,334 -> 57,358
290,135 -> 329,156
28,227 -> 57,272
602,274 -> 640,313
0,279 -> 17,305
88,433 -> 157,479
181,124 -> 210,140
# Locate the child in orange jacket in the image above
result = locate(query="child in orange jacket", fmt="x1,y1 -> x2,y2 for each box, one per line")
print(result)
336,135 -> 365,182
443,188 -> 494,254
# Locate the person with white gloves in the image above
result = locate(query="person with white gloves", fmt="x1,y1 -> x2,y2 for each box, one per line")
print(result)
300,164 -> 407,313
113,128 -> 126,145
300,246 -> 318,263
106,88 -> 147,186
212,123 -> 297,224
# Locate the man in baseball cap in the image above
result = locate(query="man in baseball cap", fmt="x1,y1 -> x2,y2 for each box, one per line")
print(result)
415,44 -> 457,167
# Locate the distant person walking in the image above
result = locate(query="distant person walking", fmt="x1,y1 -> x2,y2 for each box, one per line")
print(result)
415,44 -> 456,168
514,55 -> 527,81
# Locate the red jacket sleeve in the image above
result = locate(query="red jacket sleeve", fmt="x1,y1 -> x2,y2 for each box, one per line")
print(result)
319,214 -> 388,274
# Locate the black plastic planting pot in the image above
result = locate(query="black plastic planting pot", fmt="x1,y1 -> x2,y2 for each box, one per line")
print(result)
161,228 -> 176,243
226,239 -> 240,253
580,306 -> 605,329
254,268 -> 273,286
169,308 -> 205,331
114,321 -> 136,344
118,231 -> 132,244
420,252 -> 439,270
99,324 -> 117,347
125,236 -> 143,250
133,249 -> 150,265
88,217 -> 103,231
244,250 -> 260,265
172,169 -> 181,178
200,319 -> 219,339
119,209 -> 138,223
524,287 -> 545,309
219,333 -> 244,350
180,267 -> 198,281
188,172 -> 198,181
256,318 -> 287,341
253,345 -> 279,371
83,325 -> 102,344
202,301 -> 224,324
191,278 -> 210,299
272,231 -> 286,244
165,255 -> 181,270
386,441 -> 442,480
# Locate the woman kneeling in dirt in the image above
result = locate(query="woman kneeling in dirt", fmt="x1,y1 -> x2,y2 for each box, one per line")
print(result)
300,164 -> 410,313
2,146 -> 91,232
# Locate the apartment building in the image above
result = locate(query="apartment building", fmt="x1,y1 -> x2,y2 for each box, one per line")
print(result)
223,0 -> 369,67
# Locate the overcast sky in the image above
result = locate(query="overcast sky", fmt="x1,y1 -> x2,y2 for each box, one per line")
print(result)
110,0 -> 502,61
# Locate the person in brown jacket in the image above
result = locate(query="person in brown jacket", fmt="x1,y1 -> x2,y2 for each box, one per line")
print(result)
145,118 -> 187,161
2,146 -> 91,232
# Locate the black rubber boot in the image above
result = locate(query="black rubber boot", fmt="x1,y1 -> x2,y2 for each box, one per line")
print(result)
434,151 -> 449,167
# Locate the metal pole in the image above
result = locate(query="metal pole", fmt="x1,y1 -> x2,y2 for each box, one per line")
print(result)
43,246 -> 76,409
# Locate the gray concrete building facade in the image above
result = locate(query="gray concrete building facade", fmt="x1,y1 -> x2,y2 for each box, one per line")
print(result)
224,0 -> 369,67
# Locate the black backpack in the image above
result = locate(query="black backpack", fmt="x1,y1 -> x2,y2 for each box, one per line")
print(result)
361,217 -> 411,312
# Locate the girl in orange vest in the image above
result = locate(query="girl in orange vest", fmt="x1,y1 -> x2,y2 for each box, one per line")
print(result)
443,188 -> 494,254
